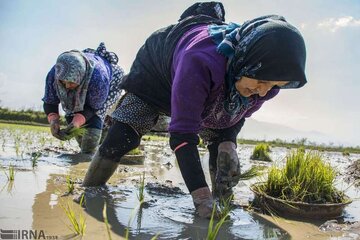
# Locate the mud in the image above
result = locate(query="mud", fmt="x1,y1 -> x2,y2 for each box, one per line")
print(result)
1,125 -> 360,239
345,159 -> 360,187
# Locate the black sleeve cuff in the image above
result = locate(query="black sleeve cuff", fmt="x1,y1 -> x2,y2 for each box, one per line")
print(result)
169,133 -> 207,193
43,103 -> 59,115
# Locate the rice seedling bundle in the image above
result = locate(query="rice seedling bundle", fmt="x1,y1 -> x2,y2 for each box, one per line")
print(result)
259,149 -> 345,204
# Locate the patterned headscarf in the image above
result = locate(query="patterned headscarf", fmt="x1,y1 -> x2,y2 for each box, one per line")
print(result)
83,42 -> 119,65
209,15 -> 307,114
54,50 -> 95,114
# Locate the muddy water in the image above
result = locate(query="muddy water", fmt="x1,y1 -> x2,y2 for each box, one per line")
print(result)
0,126 -> 359,239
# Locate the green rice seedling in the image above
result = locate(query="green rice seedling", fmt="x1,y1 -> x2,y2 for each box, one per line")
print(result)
2,137 -> 6,151
4,164 -> 15,181
218,194 -> 234,219
298,146 -> 306,153
250,143 -> 272,162
257,149 -> 346,204
198,139 -> 206,148
342,150 -> 350,156
150,234 -> 159,240
30,152 -> 41,168
66,175 -> 75,194
39,135 -> 46,147
206,203 -> 228,240
137,172 -> 145,204
239,166 -> 266,180
61,197 -> 86,236
59,140 -> 65,148
14,141 -> 20,157
61,127 -> 87,141
103,202 -> 112,240
127,147 -> 142,155
124,203 -> 141,240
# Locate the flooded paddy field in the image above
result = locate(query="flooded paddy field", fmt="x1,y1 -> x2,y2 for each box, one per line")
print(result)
0,123 -> 359,240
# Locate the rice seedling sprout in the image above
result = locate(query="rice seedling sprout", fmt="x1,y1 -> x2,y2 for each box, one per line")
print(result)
218,194 -> 234,219
238,165 -> 265,180
30,152 -> 41,168
103,202 -> 112,240
127,147 -> 142,155
4,164 -> 15,181
61,197 -> 86,236
137,172 -> 145,204
66,175 -> 75,194
206,203 -> 228,240
250,143 -> 272,162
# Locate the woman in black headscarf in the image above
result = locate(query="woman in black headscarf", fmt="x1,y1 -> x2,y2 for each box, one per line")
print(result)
83,2 -> 307,218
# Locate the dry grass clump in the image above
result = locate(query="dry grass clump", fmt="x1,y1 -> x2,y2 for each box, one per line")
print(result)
256,149 -> 346,204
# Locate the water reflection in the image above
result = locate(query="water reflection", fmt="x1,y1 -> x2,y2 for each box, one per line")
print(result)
82,184 -> 289,239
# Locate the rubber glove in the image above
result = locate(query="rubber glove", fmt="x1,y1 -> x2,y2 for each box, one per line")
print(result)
215,141 -> 240,199
71,113 -> 86,128
47,113 -> 62,140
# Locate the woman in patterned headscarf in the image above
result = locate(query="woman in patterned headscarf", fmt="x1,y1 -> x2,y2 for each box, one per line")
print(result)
83,2 -> 307,218
42,43 -> 124,154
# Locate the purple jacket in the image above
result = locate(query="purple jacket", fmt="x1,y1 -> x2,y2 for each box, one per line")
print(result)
169,25 -> 279,134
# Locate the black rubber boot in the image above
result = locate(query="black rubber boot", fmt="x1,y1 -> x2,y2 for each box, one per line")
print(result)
82,151 -> 119,186
80,128 -> 102,154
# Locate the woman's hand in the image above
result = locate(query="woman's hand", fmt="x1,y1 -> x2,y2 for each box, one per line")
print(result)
215,141 -> 240,198
48,113 -> 64,140
71,113 -> 86,128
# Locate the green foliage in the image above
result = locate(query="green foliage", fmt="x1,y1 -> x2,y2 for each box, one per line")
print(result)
237,138 -> 360,155
61,197 -> 86,236
66,175 -> 75,194
239,166 -> 266,180
206,203 -> 228,240
0,107 -> 66,125
103,202 -> 112,240
31,152 -> 41,168
342,150 -> 350,156
61,127 -> 87,141
5,164 -> 15,181
127,147 -> 142,155
137,172 -> 145,204
250,144 -> 272,162
257,149 -> 346,204
218,195 -> 233,219
141,134 -> 168,142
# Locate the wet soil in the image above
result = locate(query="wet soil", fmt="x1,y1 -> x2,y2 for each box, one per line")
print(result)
0,125 -> 359,239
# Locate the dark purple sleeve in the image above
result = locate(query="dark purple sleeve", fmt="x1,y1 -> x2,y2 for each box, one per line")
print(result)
86,67 -> 110,110
42,66 -> 60,105
244,87 -> 280,118
169,52 -> 214,134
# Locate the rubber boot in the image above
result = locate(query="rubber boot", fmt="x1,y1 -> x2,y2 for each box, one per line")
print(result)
82,151 -> 119,187
207,142 -> 219,197
80,128 -> 102,154
191,187 -> 215,218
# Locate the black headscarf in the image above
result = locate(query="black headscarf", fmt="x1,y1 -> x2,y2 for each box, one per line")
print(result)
209,15 -> 307,114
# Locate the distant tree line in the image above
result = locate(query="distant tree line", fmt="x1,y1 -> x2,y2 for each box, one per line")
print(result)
0,107 -> 65,125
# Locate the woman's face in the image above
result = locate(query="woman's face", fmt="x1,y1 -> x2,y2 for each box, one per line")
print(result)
59,80 -> 79,90
235,77 -> 289,97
